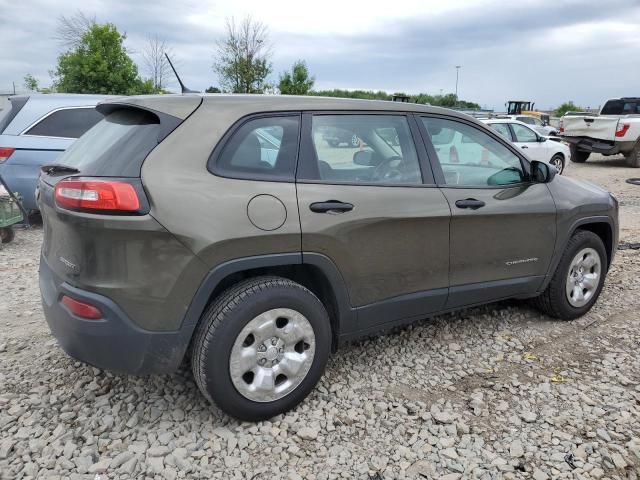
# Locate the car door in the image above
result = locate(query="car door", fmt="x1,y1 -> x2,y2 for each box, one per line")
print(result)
510,122 -> 549,162
418,115 -> 556,308
296,112 -> 451,332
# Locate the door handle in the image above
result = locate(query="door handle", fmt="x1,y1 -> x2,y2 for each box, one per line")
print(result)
455,198 -> 485,210
521,145 -> 528,149
309,200 -> 354,214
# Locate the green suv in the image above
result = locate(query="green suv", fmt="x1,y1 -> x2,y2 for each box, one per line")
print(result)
38,95 -> 619,420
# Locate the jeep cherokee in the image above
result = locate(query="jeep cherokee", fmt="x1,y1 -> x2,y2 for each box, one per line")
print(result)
38,95 -> 619,420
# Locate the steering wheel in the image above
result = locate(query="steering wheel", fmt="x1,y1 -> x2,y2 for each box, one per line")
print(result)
372,155 -> 404,182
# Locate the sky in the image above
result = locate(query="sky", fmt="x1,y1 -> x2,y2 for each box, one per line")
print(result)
1,0 -> 639,110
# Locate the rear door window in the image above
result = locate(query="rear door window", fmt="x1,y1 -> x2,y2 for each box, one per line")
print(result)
55,108 -> 161,177
299,114 -> 423,185
25,107 -> 104,138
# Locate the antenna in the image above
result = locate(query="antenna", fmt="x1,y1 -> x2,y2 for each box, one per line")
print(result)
165,53 -> 198,94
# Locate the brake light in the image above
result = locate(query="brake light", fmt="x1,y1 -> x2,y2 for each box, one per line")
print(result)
0,147 -> 14,163
61,295 -> 102,320
54,179 -> 140,213
615,123 -> 630,137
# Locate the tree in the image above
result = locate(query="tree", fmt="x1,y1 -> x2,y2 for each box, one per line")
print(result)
23,74 -> 39,92
213,16 -> 272,93
142,34 -> 173,91
279,60 -> 314,95
555,101 -> 584,117
205,86 -> 222,93
55,11 -> 96,49
54,23 -> 155,95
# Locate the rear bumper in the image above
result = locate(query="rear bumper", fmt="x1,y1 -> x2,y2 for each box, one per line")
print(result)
560,137 -> 635,156
39,255 -> 191,375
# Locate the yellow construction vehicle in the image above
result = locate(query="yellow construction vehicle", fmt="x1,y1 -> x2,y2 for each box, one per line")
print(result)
506,100 -> 551,125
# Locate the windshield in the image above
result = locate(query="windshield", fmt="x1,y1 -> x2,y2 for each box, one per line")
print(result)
56,108 -> 160,177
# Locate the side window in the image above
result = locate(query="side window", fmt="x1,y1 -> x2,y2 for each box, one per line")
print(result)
488,123 -> 512,140
215,116 -> 300,181
516,116 -> 535,125
511,123 -> 538,143
26,108 -> 103,138
421,117 -> 525,187
302,115 -> 422,185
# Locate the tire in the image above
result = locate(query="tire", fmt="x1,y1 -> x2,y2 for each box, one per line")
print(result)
533,230 -> 607,320
549,154 -> 565,175
624,141 -> 640,168
350,134 -> 359,147
191,276 -> 331,421
0,227 -> 14,244
569,145 -> 590,163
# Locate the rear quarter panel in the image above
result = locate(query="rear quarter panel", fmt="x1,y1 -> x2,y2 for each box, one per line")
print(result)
140,101 -> 301,271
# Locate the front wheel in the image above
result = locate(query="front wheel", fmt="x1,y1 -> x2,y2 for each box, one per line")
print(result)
549,154 -> 565,174
569,145 -> 590,163
533,230 -> 607,320
191,276 -> 331,421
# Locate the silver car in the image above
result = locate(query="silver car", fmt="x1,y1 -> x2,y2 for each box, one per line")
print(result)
0,94 -> 110,211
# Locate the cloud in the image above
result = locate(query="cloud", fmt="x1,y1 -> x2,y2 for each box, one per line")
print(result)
2,0 -> 639,110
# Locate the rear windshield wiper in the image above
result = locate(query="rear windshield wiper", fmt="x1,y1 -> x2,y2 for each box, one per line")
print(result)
41,164 -> 80,175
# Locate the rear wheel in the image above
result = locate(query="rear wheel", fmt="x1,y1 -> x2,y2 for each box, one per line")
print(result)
569,146 -> 590,163
549,154 -> 565,174
534,230 -> 607,320
191,276 -> 331,421
0,227 -> 14,244
624,142 -> 640,168
350,134 -> 359,147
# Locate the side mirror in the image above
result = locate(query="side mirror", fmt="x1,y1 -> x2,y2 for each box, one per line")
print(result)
537,135 -> 547,142
353,150 -> 373,166
531,160 -> 556,183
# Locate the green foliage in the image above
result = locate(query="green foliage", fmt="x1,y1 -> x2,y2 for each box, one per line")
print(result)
54,23 -> 157,95
309,89 -> 481,109
555,101 -> 584,117
309,89 -> 392,100
413,93 -> 480,109
214,17 -> 272,94
23,74 -> 39,92
205,86 -> 222,93
279,60 -> 315,95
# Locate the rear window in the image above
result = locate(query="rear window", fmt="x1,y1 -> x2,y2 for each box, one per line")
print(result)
56,108 -> 161,177
26,107 -> 103,138
601,100 -> 640,115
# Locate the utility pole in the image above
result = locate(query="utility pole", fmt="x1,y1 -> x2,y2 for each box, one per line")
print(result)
455,66 -> 461,101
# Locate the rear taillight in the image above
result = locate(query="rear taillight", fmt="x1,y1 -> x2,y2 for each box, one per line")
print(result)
54,178 -> 141,213
0,147 -> 15,163
615,123 -> 630,138
61,295 -> 102,320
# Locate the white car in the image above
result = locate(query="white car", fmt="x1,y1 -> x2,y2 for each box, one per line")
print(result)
507,115 -> 558,136
481,119 -> 570,174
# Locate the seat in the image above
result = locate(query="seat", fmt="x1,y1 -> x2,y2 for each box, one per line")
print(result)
230,133 -> 272,169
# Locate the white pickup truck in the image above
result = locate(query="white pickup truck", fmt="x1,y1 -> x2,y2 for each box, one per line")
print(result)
560,97 -> 640,167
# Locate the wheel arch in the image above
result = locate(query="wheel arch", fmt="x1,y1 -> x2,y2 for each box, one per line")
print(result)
180,253 -> 355,354
540,216 -> 615,293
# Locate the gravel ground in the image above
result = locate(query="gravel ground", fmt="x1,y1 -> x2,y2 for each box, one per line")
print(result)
1,154 -> 639,480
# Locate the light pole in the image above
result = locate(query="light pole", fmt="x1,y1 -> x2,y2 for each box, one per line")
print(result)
455,65 -> 461,101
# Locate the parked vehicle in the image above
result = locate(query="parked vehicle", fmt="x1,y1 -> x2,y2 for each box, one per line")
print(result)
482,118 -> 571,174
508,115 -> 557,136
321,126 -> 360,147
505,100 -> 551,125
39,95 -> 619,421
560,97 -> 640,167
0,94 -> 110,211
